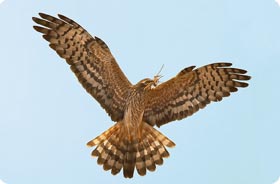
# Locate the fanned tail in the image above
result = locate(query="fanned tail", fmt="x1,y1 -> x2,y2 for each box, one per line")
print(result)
87,122 -> 175,178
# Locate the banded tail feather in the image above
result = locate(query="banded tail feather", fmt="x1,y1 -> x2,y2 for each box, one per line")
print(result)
87,122 -> 175,178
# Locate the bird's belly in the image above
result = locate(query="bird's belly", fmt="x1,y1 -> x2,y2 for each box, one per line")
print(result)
123,106 -> 144,142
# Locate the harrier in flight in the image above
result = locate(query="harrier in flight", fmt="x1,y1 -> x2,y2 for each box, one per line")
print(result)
33,13 -> 251,178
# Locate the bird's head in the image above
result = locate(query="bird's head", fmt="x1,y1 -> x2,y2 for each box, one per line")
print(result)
135,75 -> 162,91
135,65 -> 164,91
135,65 -> 164,90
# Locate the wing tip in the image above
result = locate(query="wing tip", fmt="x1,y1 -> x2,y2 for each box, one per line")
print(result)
215,62 -> 232,67
32,16 -> 40,23
32,25 -> 39,31
240,82 -> 249,87
38,12 -> 47,18
33,25 -> 47,34
57,13 -> 69,21
246,75 -> 252,80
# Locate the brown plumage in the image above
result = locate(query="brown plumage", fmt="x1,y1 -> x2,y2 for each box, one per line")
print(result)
32,13 -> 251,178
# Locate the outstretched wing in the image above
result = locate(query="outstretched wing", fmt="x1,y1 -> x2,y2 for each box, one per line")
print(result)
33,13 -> 132,121
143,63 -> 251,127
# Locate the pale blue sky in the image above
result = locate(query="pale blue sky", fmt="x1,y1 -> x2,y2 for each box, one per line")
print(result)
0,0 -> 279,184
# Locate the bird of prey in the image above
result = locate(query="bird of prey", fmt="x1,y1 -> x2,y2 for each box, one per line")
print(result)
32,13 -> 251,178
